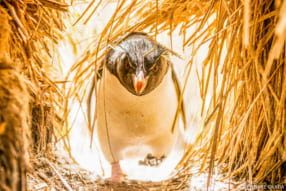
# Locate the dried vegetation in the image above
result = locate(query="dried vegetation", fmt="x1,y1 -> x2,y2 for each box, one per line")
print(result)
0,0 -> 285,190
0,0 -> 68,190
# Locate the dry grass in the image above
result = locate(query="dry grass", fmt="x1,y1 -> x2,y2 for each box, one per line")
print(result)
1,0 -> 285,190
0,0 -> 68,190
0,0 -> 68,152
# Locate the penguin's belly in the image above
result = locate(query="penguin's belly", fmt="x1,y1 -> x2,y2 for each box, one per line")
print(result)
97,69 -> 178,162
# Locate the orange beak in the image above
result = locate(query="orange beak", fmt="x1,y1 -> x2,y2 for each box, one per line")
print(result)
133,71 -> 145,95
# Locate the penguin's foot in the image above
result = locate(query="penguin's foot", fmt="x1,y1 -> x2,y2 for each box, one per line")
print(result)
139,153 -> 166,166
106,161 -> 127,183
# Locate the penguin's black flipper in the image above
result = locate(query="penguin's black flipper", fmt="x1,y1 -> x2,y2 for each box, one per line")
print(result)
87,75 -> 95,133
87,61 -> 103,145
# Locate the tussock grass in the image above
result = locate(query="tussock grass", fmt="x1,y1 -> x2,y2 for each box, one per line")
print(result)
0,0 -> 68,190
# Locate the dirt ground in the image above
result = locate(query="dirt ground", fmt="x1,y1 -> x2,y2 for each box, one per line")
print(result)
27,149 -> 237,191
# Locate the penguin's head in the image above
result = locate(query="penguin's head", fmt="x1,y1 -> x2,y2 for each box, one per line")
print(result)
106,33 -> 170,96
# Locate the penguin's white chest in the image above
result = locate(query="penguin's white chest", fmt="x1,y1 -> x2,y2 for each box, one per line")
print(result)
97,69 -> 178,161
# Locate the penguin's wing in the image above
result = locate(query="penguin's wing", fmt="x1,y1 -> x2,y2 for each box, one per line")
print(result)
170,63 -> 187,133
87,62 -> 103,143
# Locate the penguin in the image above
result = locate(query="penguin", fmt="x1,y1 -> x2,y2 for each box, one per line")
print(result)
88,32 -> 186,182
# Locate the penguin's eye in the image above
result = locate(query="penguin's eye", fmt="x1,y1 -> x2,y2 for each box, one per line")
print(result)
153,65 -> 159,72
123,57 -> 131,70
125,61 -> 130,70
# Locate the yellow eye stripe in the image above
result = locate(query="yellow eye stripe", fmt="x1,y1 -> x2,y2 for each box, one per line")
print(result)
123,55 -> 136,69
149,54 -> 170,71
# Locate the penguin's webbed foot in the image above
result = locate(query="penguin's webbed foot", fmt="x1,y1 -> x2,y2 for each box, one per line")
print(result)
106,161 -> 127,183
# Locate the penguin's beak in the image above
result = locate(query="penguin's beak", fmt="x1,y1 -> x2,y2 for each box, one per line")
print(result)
133,71 -> 146,95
